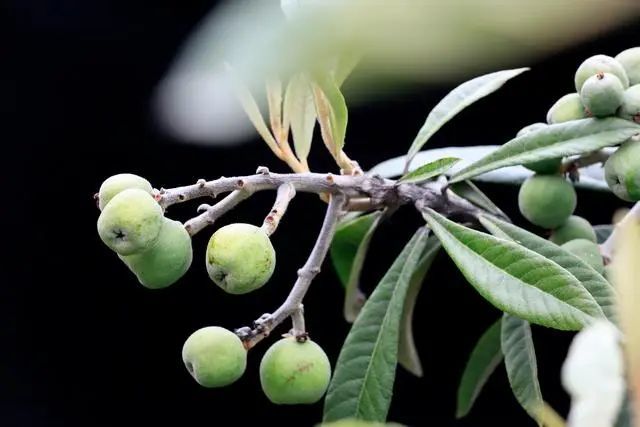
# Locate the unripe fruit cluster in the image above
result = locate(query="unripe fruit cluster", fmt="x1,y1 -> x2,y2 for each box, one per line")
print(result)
510,50 -> 640,273
96,173 -> 192,289
182,327 -> 332,405
95,174 -> 279,293
518,49 -> 640,201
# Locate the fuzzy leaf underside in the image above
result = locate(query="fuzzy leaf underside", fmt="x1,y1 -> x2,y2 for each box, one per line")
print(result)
451,118 -> 640,183
283,74 -> 316,162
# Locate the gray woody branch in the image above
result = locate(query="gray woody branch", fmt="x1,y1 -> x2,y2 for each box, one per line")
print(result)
157,168 -> 483,349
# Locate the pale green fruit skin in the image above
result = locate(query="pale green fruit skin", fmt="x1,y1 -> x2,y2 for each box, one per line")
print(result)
604,141 -> 640,201
549,215 -> 596,245
561,238 -> 605,274
615,47 -> 640,86
97,188 -> 164,255
574,54 -> 629,93
517,123 -> 562,174
617,84 -> 640,122
98,173 -> 153,210
546,93 -> 587,124
119,218 -> 192,289
260,337 -> 331,405
206,223 -> 275,294
579,73 -> 625,117
182,326 -> 247,388
518,175 -> 577,229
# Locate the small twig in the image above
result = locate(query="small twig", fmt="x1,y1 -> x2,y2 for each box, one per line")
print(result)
261,183 -> 296,236
158,171 -> 371,209
601,202 -> 640,262
184,189 -> 252,236
240,193 -> 345,349
561,150 -> 610,175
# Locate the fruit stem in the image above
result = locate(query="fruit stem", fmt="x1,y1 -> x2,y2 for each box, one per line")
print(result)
290,305 -> 307,340
261,183 -> 297,236
560,150 -> 611,175
183,189 -> 253,236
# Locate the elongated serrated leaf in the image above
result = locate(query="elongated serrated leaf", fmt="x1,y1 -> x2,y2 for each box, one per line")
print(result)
323,228 -> 431,422
422,208 -> 603,330
369,146 -> 614,191
479,215 -> 614,321
502,314 -> 543,424
398,236 -> 441,377
399,157 -> 460,183
314,74 -> 348,155
594,224 -> 614,244
283,74 -> 316,162
344,212 -> 383,323
451,118 -> 640,183
456,319 -> 503,418
449,180 -> 509,220
406,68 -> 529,163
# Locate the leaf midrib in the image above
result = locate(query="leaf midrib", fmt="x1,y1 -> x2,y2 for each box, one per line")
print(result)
353,238 -> 425,418
430,216 -> 597,323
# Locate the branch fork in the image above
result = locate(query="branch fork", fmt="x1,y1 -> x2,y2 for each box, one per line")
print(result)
158,169 -> 494,350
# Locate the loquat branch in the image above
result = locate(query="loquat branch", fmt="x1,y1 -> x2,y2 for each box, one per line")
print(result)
183,189 -> 253,237
562,150 -> 611,176
261,183 -> 296,236
239,193 -> 345,349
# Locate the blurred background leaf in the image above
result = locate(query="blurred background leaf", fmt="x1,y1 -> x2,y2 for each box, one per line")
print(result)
153,0 -> 640,145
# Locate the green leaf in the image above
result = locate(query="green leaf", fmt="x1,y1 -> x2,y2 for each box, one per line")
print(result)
594,224 -> 614,244
323,228 -> 431,422
448,180 -> 509,220
283,74 -> 316,162
399,157 -> 460,183
406,68 -> 529,163
331,212 -> 382,287
368,145 -> 613,192
451,118 -> 640,183
501,314 -> 543,424
398,236 -> 441,377
422,208 -> 603,330
478,215 -> 614,322
343,212 -> 384,323
314,74 -> 348,155
456,319 -> 503,418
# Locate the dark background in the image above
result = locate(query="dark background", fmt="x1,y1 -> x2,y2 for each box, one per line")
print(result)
4,1 -> 638,426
